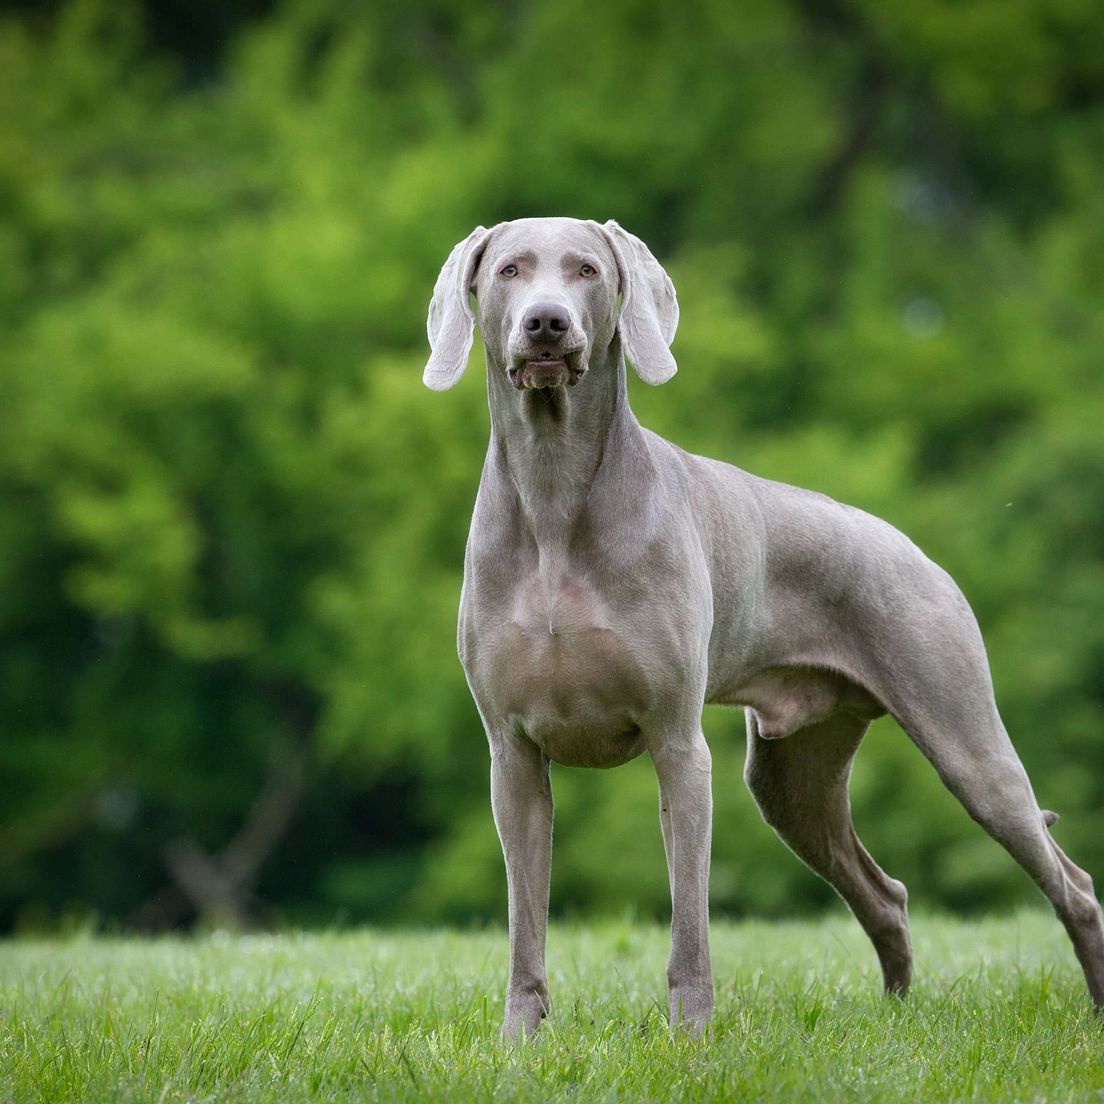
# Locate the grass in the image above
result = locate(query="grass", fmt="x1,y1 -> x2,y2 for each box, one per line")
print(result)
1,912 -> 1102,1103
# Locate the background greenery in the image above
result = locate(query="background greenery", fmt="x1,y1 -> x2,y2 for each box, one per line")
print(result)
1,0 -> 1102,932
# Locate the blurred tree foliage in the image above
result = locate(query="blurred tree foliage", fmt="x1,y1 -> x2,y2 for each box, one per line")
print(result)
1,0 -> 1102,930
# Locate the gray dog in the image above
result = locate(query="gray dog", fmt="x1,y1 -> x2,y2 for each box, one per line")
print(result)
423,216 -> 1104,1038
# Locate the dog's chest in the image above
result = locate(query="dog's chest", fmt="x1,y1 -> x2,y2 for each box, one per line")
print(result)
465,571 -> 651,767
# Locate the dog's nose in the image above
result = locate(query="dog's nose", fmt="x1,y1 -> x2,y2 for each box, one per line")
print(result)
521,302 -> 571,344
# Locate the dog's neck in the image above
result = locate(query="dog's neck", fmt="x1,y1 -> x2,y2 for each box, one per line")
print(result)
484,335 -> 645,548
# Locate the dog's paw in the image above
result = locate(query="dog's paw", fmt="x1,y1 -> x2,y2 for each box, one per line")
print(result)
502,988 -> 550,1042
668,981 -> 714,1038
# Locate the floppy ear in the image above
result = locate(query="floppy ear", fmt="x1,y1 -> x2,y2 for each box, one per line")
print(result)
600,220 -> 679,385
423,226 -> 492,391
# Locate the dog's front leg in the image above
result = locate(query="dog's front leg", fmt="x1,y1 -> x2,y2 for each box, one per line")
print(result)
652,733 -> 714,1033
490,732 -> 553,1040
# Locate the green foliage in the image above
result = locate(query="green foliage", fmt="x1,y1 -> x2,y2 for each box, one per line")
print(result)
1,0 -> 1102,927
2,915 -> 1102,1103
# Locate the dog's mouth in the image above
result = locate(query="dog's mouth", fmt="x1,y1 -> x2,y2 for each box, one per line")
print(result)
508,354 -> 587,391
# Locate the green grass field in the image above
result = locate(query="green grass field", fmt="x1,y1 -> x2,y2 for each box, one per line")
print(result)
2,911 -> 1101,1103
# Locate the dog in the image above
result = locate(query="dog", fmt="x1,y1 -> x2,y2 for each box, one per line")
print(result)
423,216 -> 1104,1038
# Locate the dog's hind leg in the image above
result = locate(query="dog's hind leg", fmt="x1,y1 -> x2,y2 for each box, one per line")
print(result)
744,711 -> 913,994
896,699 -> 1104,1009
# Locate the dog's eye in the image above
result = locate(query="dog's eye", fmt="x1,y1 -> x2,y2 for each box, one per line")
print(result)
500,264 -> 518,278
580,264 -> 597,277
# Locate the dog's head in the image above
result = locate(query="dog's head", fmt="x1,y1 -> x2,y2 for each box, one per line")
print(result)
423,217 -> 678,392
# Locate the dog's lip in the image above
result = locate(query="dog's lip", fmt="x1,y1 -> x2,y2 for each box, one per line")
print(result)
508,357 -> 587,390
508,360 -> 566,390
509,341 -> 586,363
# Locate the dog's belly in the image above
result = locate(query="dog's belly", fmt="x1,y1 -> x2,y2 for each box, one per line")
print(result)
488,583 -> 648,768
719,665 -> 884,738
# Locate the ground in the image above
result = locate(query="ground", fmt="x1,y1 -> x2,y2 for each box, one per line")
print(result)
2,912 -> 1101,1102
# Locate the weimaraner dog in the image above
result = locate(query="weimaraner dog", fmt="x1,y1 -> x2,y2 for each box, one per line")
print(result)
423,216 -> 1104,1038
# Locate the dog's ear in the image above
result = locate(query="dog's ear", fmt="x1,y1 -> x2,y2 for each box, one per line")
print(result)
599,220 -> 679,385
423,226 -> 492,391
